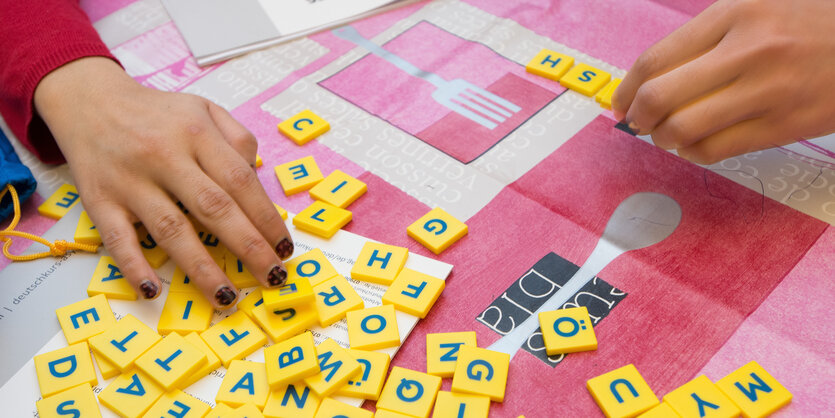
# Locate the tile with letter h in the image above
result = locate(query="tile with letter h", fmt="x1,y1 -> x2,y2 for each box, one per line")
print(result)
586,364 -> 659,418
526,49 -> 575,82
350,241 -> 409,286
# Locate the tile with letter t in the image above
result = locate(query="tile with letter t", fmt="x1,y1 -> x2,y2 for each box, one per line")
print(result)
200,310 -> 268,368
426,331 -> 477,377
539,306 -> 598,355
34,341 -> 98,397
285,248 -> 341,287
586,364 -> 659,418
264,331 -> 320,389
451,346 -> 511,403
312,276 -> 364,327
303,338 -> 361,397
313,398 -> 373,418
87,256 -> 136,300
715,361 -> 792,418
293,200 -> 352,239
309,169 -> 367,208
432,391 -> 491,418
560,62 -> 612,96
376,366 -> 442,418
74,210 -> 101,245
275,155 -> 324,195
38,183 -> 80,219
216,360 -> 270,409
664,375 -> 740,418
134,332 -> 207,390
36,383 -> 102,418
263,382 -> 321,418
336,349 -> 391,400
407,207 -> 469,255
525,49 -> 575,81
89,313 -> 160,371
350,241 -> 408,286
55,293 -> 117,344
98,370 -> 164,418
382,268 -> 445,318
157,291 -> 214,335
144,389 -> 211,418
262,277 -> 315,311
346,304 -> 401,351
251,301 -> 319,343
278,109 -> 330,145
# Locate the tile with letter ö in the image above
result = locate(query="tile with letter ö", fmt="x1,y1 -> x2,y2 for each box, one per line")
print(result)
74,210 -> 102,245
262,277 -> 315,311
278,109 -> 330,145
377,366 -> 442,418
201,310 -> 268,368
715,361 -> 792,418
38,183 -> 80,219
313,398 -> 373,418
432,391 -> 491,418
87,256 -> 136,300
134,331 -> 207,390
451,346 -> 510,403
303,338 -> 361,397
275,155 -> 324,195
335,349 -> 391,400
309,169 -> 367,208
539,306 -> 598,355
263,382 -> 321,418
526,48 -> 575,81
34,341 -> 98,397
36,383 -> 102,418
312,276 -> 364,327
426,331 -> 477,377
587,364 -> 659,418
144,389 -> 211,418
89,313 -> 160,371
98,370 -> 164,418
382,268 -> 444,318
350,241 -> 409,286
285,248 -> 341,287
157,291 -> 214,335
664,375 -> 740,418
293,200 -> 352,239
407,207 -> 469,255
216,360 -> 270,409
560,62 -> 612,96
346,304 -> 401,351
251,301 -> 319,343
55,294 -> 117,344
264,331 -> 320,389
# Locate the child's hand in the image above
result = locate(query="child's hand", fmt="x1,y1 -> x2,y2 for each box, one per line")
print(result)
34,57 -> 292,308
612,0 -> 835,164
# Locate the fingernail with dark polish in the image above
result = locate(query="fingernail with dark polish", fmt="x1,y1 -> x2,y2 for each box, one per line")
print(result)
615,121 -> 639,136
275,238 -> 294,260
267,265 -> 288,287
139,280 -> 159,300
215,286 -> 237,306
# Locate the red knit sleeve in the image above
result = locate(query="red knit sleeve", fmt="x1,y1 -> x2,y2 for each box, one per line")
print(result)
0,0 -> 117,164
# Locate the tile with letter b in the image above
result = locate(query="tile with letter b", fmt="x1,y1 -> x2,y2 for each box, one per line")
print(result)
228,403 -> 265,418
587,364 -> 659,418
135,332 -> 207,390
432,391 -> 491,418
350,242 -> 408,286
426,331 -> 477,377
34,342 -> 98,397
236,288 -> 264,320
715,361 -> 792,418
525,49 -> 575,81
201,310 -> 268,368
74,210 -> 102,246
313,398 -> 373,418
382,268 -> 444,318
38,183 -> 80,219
451,346 -> 510,403
664,375 -> 740,418
225,251 -> 261,289
406,207 -> 468,255
285,248 -> 340,287
264,331 -> 320,389
309,169 -> 367,208
273,202 -> 288,220
293,200 -> 352,239
275,156 -> 324,195
87,256 -> 136,300
596,78 -> 622,110
181,331 -> 222,388
346,304 -> 401,351
36,383 -> 102,418
157,291 -> 214,335
144,389 -> 211,418
136,225 -> 170,268
560,62 -> 612,96
262,277 -> 315,311
313,276 -> 364,327
89,313 -> 160,371
377,366 -> 442,418
336,349 -> 390,400
216,360 -> 270,409
638,402 -> 681,418
251,302 -> 318,343
539,306 -> 598,355
55,294 -> 117,344
278,109 -> 330,146
263,382 -> 321,418
98,370 -> 164,418
303,338 -> 361,397
93,350 -> 120,379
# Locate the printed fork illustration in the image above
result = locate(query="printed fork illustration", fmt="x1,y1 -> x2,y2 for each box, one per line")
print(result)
333,26 -> 521,130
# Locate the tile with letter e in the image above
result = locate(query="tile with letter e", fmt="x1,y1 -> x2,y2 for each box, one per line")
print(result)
638,402 -> 681,418
236,288 -> 264,320
664,375 -> 740,418
539,306 -> 598,355
263,382 -> 321,418
432,391 -> 491,418
157,291 -> 214,335
135,332 -> 207,390
278,109 -> 330,145
596,78 -> 622,110
262,277 -> 315,311
34,341 -> 98,397
587,364 -> 659,418
36,383 -> 101,418
144,389 -> 211,418
38,183 -> 80,219
225,251 -> 260,289
525,49 -> 575,81
715,361 -> 792,418
275,156 -> 324,195
74,210 -> 101,246
264,331 -> 320,389
136,225 -> 170,268
560,62 -> 612,96
350,241 -> 408,286
228,403 -> 265,418
252,301 -> 318,343
313,398 -> 372,418
216,360 -> 270,409
303,338 -> 361,398
87,256 -> 136,300
336,349 -> 391,401
98,370 -> 164,418
309,169 -> 367,208
451,346 -> 510,403
181,331 -> 222,388
89,313 -> 160,371
426,331 -> 477,377
407,207 -> 469,255
346,304 -> 401,351
285,248 -> 340,287
92,350 -> 120,379
201,310 -> 268,368
382,268 -> 444,318
377,366 -> 442,418
293,200 -> 352,239
273,202 -> 288,220
313,276 -> 364,327
55,294 -> 117,344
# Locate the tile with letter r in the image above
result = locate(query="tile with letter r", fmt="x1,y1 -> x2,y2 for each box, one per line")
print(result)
525,49 -> 575,82
539,306 -> 598,356
309,169 -> 367,209
312,276 -> 364,327
87,256 -> 136,300
560,62 -> 612,96
313,398 -> 373,418
201,310 -> 268,368
285,248 -> 341,287
157,291 -> 214,335
336,349 -> 391,401
38,183 -> 80,219
303,338 -> 361,398
278,109 -> 330,145
350,241 -> 408,286
55,293 -> 117,344
426,331 -> 477,377
36,383 -> 102,418
346,304 -> 401,351
136,225 -> 170,268
216,360 -> 270,409
34,341 -> 98,397
89,313 -> 160,371
263,382 -> 321,418
432,391 -> 491,418
451,346 -> 511,403
74,210 -> 101,246
180,331 -> 222,388
144,389 -> 211,418
715,361 -> 792,418
406,207 -> 469,255
225,250 -> 260,289
293,200 -> 352,239
376,366 -> 442,418
98,370 -> 164,418
262,277 -> 315,311
664,375 -> 740,418
251,301 -> 319,343
586,364 -> 659,418
382,268 -> 445,318
275,155 -> 324,195
135,331 -> 207,390
264,331 -> 320,389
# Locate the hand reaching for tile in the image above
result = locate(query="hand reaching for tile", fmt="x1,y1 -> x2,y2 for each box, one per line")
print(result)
613,0 -> 835,164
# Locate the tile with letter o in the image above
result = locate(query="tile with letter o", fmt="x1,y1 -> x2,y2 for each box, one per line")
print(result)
275,156 -> 324,195
313,398 -> 373,418
87,256 -> 136,300
216,360 -> 270,409
382,268 -> 444,318
560,62 -> 612,96
263,382 -> 321,418
98,370 -> 164,418
74,210 -> 101,246
312,276 -> 364,327
715,361 -> 792,418
135,332 -> 207,390
157,291 -> 214,335
336,349 -> 390,400
432,391 -> 491,418
278,109 -> 330,145
451,346 -> 510,403
525,49 -> 575,81
180,331 -> 222,388
285,248 -> 341,287
55,294 -> 117,344
36,383 -> 102,418
350,241 -> 408,286
406,207 -> 468,255
34,341 -> 98,397
539,306 -> 598,355
664,375 -> 740,418
251,301 -> 318,343
293,200 -> 352,239
89,313 -> 160,371
38,183 -> 80,219
201,310 -> 268,368
346,304 -> 401,351
264,331 -> 320,389
309,169 -> 367,208
144,389 -> 211,418
262,277 -> 315,311
303,338 -> 361,397
587,364 -> 659,418
426,331 -> 477,377
377,366 -> 442,418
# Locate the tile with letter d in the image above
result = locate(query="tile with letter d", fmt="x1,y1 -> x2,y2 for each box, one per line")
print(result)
262,277 -> 315,311
134,332 -> 207,390
313,398 -> 373,418
309,169 -> 367,208
346,304 -> 401,351
715,361 -> 792,418
216,360 -> 270,408
144,389 -> 211,418
34,341 -> 98,397
55,293 -> 117,344
181,331 -> 222,388
407,207 -> 468,255
426,331 -> 477,377
350,241 -> 408,286
451,346 -> 511,403
38,183 -> 80,219
586,364 -> 659,418
312,276 -> 364,327
336,349 -> 390,400
74,210 -> 102,245
201,310 -> 268,368
377,366 -> 442,418
303,338 -> 361,397
285,248 -> 340,287
278,109 -> 330,145
135,225 -> 170,268
275,156 -> 324,195
157,291 -> 214,335
382,268 -> 444,318
251,301 -> 318,343
526,49 -> 575,81
560,62 -> 612,96
87,256 -> 136,300
225,250 -> 261,289
664,375 -> 740,418
89,313 -> 160,371
539,306 -> 598,355
98,370 -> 164,418
36,383 -> 102,418
264,331 -> 320,389
432,391 -> 491,418
293,200 -> 352,239
263,382 -> 321,418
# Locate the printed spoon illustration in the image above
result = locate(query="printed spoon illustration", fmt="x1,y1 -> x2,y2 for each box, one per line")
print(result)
488,192 -> 682,359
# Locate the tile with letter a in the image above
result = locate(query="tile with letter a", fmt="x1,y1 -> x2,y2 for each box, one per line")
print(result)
586,364 -> 659,418
181,331 -> 222,388
55,293 -> 117,344
275,155 -> 324,195
715,361 -> 792,418
285,248 -> 340,287
201,310 -> 268,368
38,183 -> 80,219
34,341 -> 98,397
526,49 -> 575,81
157,291 -> 214,335
560,62 -> 612,96
36,383 -> 102,418
262,277 -> 315,311
309,169 -> 367,208
278,109 -> 330,145
98,370 -> 164,418
74,210 -> 102,245
264,331 -> 320,389
382,268 -> 445,318
432,391 -> 491,418
89,313 -> 160,371
293,200 -> 352,239
135,332 -> 207,390
87,256 -> 136,300
377,366 -> 442,418
663,375 -> 740,418
336,349 -> 391,400
451,346 -> 511,403
346,304 -> 401,350
136,225 -> 170,268
216,360 -> 270,408
263,382 -> 321,418
144,389 -> 211,418
312,276 -> 364,327
539,306 -> 598,355
252,301 -> 319,343
313,398 -> 373,418
426,331 -> 477,377
407,207 -> 469,255
303,338 -> 361,398
225,250 -> 261,289
350,241 -> 409,286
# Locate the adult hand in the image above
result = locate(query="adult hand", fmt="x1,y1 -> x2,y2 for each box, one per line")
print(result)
34,57 -> 293,308
612,0 -> 835,164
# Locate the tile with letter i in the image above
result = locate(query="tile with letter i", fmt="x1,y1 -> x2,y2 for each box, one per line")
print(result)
560,62 -> 612,96
596,78 -> 622,110
92,350 -> 120,379
346,304 -> 401,350
207,403 -> 235,418
637,402 -> 681,418
216,360 -> 270,409
374,410 -> 414,418
275,156 -> 324,195
89,313 -> 161,371
285,248 -> 340,287
144,389 -> 211,418
382,268 -> 445,318
525,49 -> 575,81
262,277 -> 315,311
278,109 -> 330,145
586,364 -> 659,418
376,366 -> 442,418
87,256 -> 136,300
312,276 -> 364,327
450,346 -> 511,403
237,288 -> 265,320
335,349 -> 390,400
251,301 -> 319,343
228,403 -> 266,418
313,398 -> 373,418
293,200 -> 352,239
135,332 -> 207,390
34,341 -> 98,397
36,383 -> 102,418
539,306 -> 598,355
136,225 -> 170,268
426,331 -> 477,377
432,391 -> 491,418
303,338 -> 361,397
263,382 -> 321,418
98,370 -> 164,418
715,361 -> 792,418
406,207 -> 468,255
664,375 -> 740,418
55,293 -> 117,344
309,169 -> 367,208
273,202 -> 288,220
201,310 -> 268,368
38,183 -> 80,219
157,291 -> 214,335
181,331 -> 222,388
264,331 -> 320,388
226,250 -> 261,289
350,241 -> 408,286
74,210 -> 101,245
169,267 -> 201,294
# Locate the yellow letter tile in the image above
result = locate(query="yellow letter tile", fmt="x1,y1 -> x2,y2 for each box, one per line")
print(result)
638,402 -> 681,418
264,331 -> 320,389
36,383 -> 102,418
377,367 -> 442,418
350,242 -> 408,286
169,267 -> 201,294
135,332 -> 208,390
278,110 -> 330,146
217,360 -> 270,409
595,78 -> 622,110
525,49 -> 575,82
715,361 -> 792,418
157,291 -> 215,335
374,410 -> 414,418
225,251 -> 261,289
136,225 -> 170,269
382,269 -> 444,318
293,200 -> 352,239
560,62 -> 612,96
87,256 -> 137,300
144,389 -> 211,418
236,288 -> 264,320
275,156 -> 324,195
587,364 -> 659,418
312,276 -> 364,327
309,169 -> 367,209
251,302 -> 319,343
55,294 -> 117,344
262,277 -> 315,311
34,342 -> 98,397
286,248 -> 340,287
256,154 -> 263,168
38,184 -> 80,219
451,346 -> 510,403
432,391 -> 491,418
227,402 -> 266,418
346,304 -> 401,351
406,207 -> 468,255
335,349 -> 390,401
74,210 -> 102,246
313,398 -> 373,418
539,306 -> 598,355
89,313 -> 160,371
664,375 -> 740,418
98,370 -> 164,418
263,382 -> 321,418
426,331 -> 477,378
201,310 -> 268,368
92,350 -> 120,380
273,202 -> 288,221
303,338 -> 361,397
181,331 -> 222,388
207,402 -> 235,418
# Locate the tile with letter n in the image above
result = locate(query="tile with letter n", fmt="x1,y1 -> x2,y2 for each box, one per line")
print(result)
475,252 -> 626,367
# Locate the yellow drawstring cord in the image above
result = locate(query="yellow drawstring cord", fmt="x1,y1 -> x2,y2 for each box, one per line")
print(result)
0,184 -> 99,261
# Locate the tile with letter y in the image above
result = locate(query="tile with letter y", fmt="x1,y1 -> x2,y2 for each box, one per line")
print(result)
350,241 -> 408,286
664,375 -> 740,418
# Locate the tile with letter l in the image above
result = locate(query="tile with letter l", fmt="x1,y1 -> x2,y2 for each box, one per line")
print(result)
426,331 -> 477,377
201,310 -> 268,368
74,210 -> 102,245
264,331 -> 320,389
406,207 -> 468,255
98,370 -> 164,418
89,313 -> 161,371
525,49 -> 575,81
715,361 -> 792,418
432,391 -> 491,418
382,268 -> 444,318
157,291 -> 214,335
285,248 -> 341,287
539,306 -> 598,355
376,366 -> 442,418
451,346 -> 510,403
309,169 -> 367,208
251,301 -> 319,343
136,225 -> 170,268
350,241 -> 408,286
34,341 -> 98,397
216,360 -> 270,409
225,250 -> 260,289
278,109 -> 330,146
346,304 -> 401,351
335,349 -> 390,400
303,338 -> 361,398
135,332 -> 207,390
587,364 -> 659,418
181,331 -> 222,388
293,200 -> 352,239
560,62 -> 612,96
313,398 -> 373,418
87,256 -> 136,300
663,375 -> 740,418
275,156 -> 324,195
36,383 -> 102,418
637,402 -> 681,418
262,277 -> 315,311
92,350 -> 120,379
312,276 -> 364,327
55,294 -> 117,344
263,382 -> 321,418
143,389 -> 211,418
38,183 -> 80,219
228,403 -> 265,418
